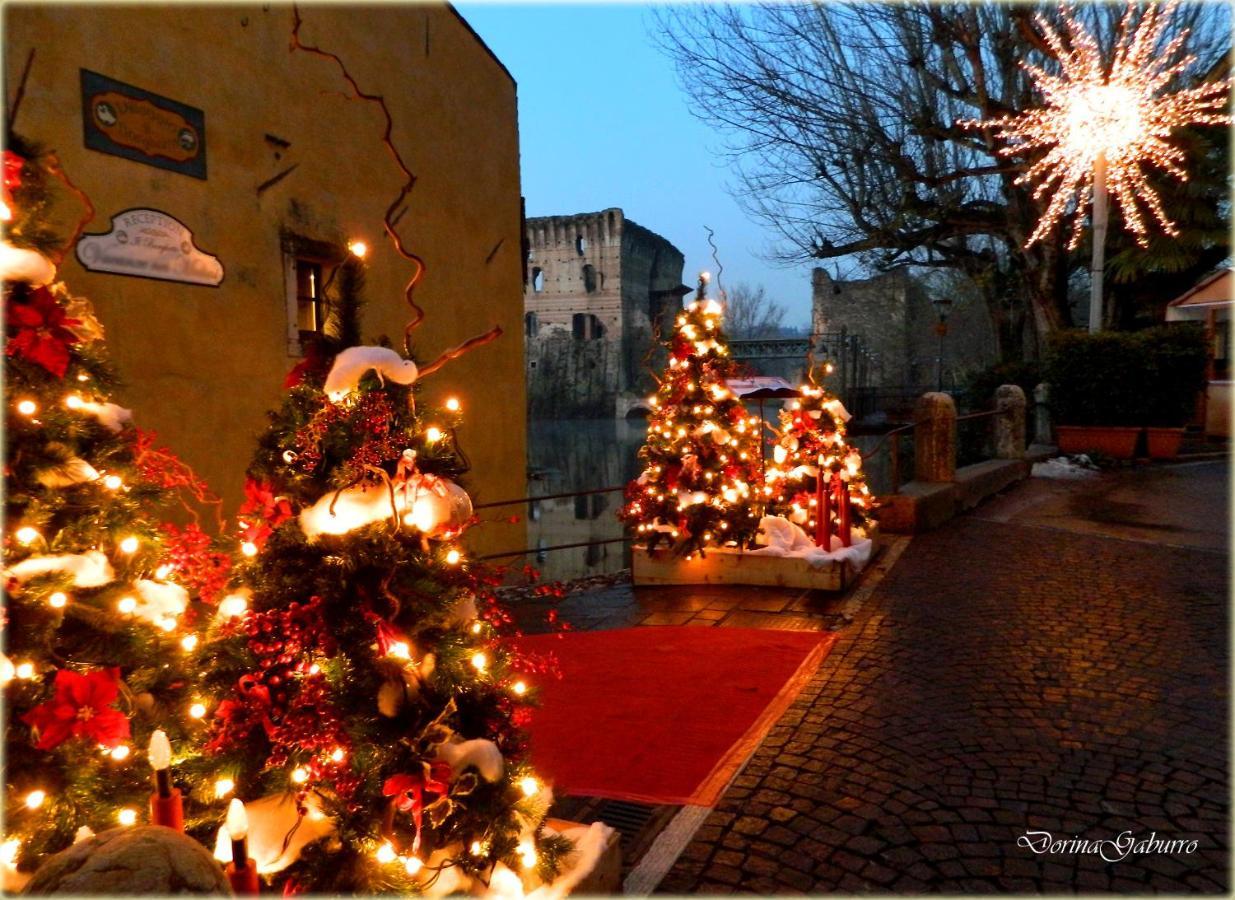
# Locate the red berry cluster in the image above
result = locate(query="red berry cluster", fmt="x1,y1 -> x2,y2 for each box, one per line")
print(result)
161,522 -> 231,605
208,597 -> 358,798
291,392 -> 401,481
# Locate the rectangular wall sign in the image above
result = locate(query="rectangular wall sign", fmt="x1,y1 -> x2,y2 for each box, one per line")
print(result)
81,69 -> 206,179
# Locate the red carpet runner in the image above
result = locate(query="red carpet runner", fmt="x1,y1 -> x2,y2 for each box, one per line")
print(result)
512,626 -> 837,807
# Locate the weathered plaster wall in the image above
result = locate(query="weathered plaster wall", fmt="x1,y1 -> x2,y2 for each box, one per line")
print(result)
812,268 -> 919,386
4,3 -> 526,555
524,208 -> 684,418
811,268 -> 995,389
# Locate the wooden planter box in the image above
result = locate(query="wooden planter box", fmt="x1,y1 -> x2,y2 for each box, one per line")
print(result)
1056,425 -> 1142,459
632,530 -> 878,592
545,818 -> 622,895
1145,426 -> 1186,460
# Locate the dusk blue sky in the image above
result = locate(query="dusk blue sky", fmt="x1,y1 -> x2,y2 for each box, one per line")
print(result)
455,3 -> 817,325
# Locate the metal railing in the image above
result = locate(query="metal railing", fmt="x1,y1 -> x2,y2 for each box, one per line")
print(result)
474,485 -> 629,562
480,391 -> 1020,560
856,420 -> 917,494
955,408 -> 1002,469
472,485 -> 623,511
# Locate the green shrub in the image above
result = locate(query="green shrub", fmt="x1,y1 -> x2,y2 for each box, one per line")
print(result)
1141,323 -> 1208,427
1045,325 -> 1208,427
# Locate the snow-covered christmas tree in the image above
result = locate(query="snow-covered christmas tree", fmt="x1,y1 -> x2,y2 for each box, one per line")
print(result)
2,138 -> 227,885
619,274 -> 764,557
764,368 -> 875,549
183,270 -> 586,893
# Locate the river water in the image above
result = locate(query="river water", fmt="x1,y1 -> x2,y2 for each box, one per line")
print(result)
522,418 -> 893,581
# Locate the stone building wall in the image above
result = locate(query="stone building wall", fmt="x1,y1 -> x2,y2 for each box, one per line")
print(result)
525,209 -> 685,417
5,4 -> 527,556
811,268 -> 995,390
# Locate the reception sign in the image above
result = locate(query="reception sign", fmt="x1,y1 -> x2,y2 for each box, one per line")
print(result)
81,70 -> 206,179
76,209 -> 223,287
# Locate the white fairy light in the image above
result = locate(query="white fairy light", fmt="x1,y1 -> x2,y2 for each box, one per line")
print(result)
966,4 -> 1231,250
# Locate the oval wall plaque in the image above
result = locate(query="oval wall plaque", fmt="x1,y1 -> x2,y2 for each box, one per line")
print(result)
76,208 -> 224,287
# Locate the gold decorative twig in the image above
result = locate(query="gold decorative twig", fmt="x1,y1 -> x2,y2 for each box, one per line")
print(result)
417,326 -> 503,379
6,48 -> 35,131
43,151 -> 94,267
290,5 -> 426,350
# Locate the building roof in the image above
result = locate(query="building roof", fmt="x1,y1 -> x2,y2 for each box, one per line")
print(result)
727,377 -> 799,399
446,4 -> 515,87
1167,268 -> 1233,309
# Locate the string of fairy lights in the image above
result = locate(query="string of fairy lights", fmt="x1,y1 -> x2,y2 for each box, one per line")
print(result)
4,364 -> 556,890
966,3 -> 1231,252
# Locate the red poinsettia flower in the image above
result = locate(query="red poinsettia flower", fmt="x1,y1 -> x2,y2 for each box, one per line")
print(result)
283,340 -> 332,390
21,667 -> 130,750
238,478 -> 294,546
240,478 -> 294,524
6,285 -> 82,378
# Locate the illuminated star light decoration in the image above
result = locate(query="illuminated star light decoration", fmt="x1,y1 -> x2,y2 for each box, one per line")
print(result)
971,2 -> 1231,250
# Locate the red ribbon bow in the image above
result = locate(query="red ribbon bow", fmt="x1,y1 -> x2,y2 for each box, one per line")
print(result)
237,674 -> 277,737
382,763 -> 452,853
3,150 -> 23,209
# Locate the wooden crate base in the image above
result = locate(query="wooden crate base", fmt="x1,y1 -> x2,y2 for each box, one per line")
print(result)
545,818 -> 622,895
632,534 -> 877,591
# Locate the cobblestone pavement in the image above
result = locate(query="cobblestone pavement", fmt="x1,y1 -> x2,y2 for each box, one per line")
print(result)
654,492 -> 1228,892
514,580 -> 849,635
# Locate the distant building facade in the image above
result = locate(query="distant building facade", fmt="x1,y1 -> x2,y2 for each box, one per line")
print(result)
524,209 -> 687,418
811,268 -> 995,390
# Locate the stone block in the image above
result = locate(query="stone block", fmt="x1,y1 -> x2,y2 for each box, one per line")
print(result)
954,459 -> 1029,510
875,481 -> 957,533
994,384 -> 1026,459
913,392 -> 957,482
632,529 -> 879,591
23,826 -> 231,895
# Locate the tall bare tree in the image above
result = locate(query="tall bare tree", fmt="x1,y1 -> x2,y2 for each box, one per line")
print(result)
723,282 -> 788,338
656,2 -> 1230,357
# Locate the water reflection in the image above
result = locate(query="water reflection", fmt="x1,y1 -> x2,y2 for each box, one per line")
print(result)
525,419 -> 644,581
524,417 -> 896,581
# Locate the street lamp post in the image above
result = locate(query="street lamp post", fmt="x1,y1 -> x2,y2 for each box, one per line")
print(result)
931,296 -> 953,393
1088,151 -> 1109,332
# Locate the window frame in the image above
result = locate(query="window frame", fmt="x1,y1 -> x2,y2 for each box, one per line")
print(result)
281,234 -> 346,357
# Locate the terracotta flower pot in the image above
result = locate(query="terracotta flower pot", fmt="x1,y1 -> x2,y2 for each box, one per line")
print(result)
1055,425 -> 1142,459
1145,426 -> 1186,460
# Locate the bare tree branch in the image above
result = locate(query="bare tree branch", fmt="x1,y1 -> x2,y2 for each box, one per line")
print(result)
655,1 -> 1231,355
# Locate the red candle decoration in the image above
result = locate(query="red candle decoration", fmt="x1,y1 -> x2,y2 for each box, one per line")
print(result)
815,473 -> 832,550
147,729 -> 184,831
225,798 -> 260,895
837,476 -> 852,548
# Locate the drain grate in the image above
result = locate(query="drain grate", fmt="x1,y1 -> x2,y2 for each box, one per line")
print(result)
591,799 -> 657,852
548,795 -> 681,871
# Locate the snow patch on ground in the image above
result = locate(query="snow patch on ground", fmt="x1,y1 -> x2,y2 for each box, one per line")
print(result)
730,516 -> 874,572
1033,455 -> 1100,480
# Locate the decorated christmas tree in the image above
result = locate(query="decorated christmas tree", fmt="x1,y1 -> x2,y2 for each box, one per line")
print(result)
619,274 -> 764,557
184,295 -> 577,892
764,367 -> 874,548
2,138 -> 228,884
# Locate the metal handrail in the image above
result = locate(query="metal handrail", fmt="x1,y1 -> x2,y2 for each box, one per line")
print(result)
477,536 -> 629,562
955,409 -> 1002,423
481,403 -> 1011,553
857,420 -> 918,462
473,484 -> 624,510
